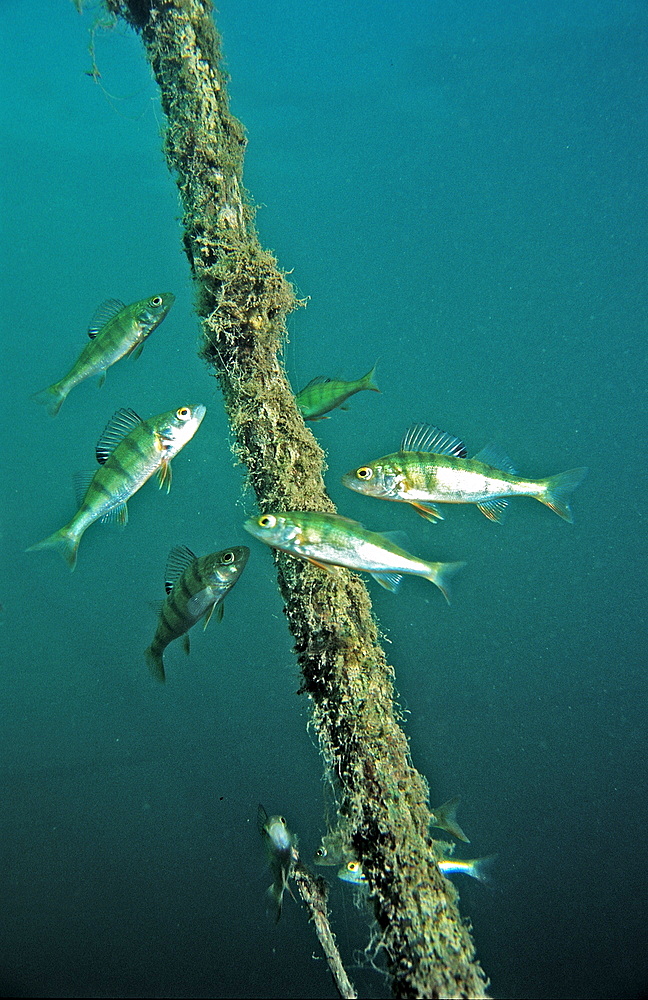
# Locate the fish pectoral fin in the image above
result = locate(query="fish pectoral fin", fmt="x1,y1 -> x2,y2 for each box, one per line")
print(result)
304,557 -> 337,574
186,588 -> 215,620
208,602 -> 225,627
411,501 -> 444,522
370,571 -> 403,593
157,460 -> 172,492
127,340 -> 146,361
476,499 -> 509,522
182,634 -> 191,656
149,600 -> 165,614
99,501 -> 128,526
97,371 -> 107,389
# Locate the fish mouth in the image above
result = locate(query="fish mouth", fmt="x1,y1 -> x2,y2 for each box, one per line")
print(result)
192,404 -> 207,424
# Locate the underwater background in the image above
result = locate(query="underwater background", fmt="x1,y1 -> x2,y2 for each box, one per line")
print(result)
1,1 -> 646,997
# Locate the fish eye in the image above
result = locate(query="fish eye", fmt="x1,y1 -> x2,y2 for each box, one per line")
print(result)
347,861 -> 361,873
176,407 -> 191,420
151,296 -> 163,307
314,847 -> 327,860
356,467 -> 373,480
258,514 -> 277,528
279,816 -> 287,824
221,551 -> 235,564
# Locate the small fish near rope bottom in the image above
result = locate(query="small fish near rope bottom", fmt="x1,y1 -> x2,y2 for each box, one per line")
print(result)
243,510 -> 465,602
26,405 -> 205,570
343,422 -> 587,523
145,544 -> 249,682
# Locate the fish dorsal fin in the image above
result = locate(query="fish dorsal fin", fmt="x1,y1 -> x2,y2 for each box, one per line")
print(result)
73,471 -> 96,507
324,513 -> 364,528
380,529 -> 409,550
401,423 -> 467,458
301,375 -> 331,390
472,443 -> 518,475
87,298 -> 126,338
95,408 -> 143,464
164,545 -> 197,593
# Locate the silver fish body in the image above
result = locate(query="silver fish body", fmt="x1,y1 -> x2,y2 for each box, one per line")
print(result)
145,544 -> 249,682
244,510 -> 465,602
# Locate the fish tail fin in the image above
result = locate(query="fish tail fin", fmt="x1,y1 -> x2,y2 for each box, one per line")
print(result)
144,646 -> 166,683
424,560 -> 466,604
31,383 -> 68,418
539,467 -> 588,522
26,525 -> 80,570
267,883 -> 284,922
432,796 -> 470,843
469,853 -> 498,884
361,363 -> 380,393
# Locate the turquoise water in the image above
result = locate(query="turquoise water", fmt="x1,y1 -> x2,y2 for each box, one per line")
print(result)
1,1 -> 646,997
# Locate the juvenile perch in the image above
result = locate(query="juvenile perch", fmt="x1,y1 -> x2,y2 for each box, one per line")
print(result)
103,1 -> 489,995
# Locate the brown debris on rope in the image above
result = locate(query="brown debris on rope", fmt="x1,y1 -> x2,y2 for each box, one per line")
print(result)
104,2 -> 489,995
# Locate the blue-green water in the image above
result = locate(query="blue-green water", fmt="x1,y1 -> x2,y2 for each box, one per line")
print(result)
1,2 -> 646,997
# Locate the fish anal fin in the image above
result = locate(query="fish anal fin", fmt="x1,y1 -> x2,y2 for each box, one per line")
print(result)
476,498 -> 509,522
370,571 -> 403,593
99,501 -> 128,526
182,634 -> 190,656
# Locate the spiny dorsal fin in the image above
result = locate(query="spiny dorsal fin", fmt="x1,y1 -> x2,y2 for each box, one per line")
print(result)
87,298 -> 126,338
96,408 -> 142,464
401,423 -> 467,458
164,544 -> 197,593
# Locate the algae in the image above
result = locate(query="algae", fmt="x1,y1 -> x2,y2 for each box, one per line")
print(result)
104,1 -> 490,996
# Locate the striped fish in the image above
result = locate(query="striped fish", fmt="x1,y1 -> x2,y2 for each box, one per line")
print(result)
244,510 -> 465,602
343,423 -> 588,523
295,364 -> 379,420
27,405 -> 205,569
32,293 -> 175,416
145,544 -> 249,682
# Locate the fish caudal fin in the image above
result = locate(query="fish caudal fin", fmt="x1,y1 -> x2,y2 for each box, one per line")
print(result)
144,646 -> 166,683
361,363 -> 380,393
26,526 -> 81,571
467,854 -> 498,884
425,560 -> 466,604
31,383 -> 68,418
539,467 -> 588,522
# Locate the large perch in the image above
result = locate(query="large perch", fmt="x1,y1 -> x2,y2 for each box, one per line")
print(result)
104,2 -> 490,995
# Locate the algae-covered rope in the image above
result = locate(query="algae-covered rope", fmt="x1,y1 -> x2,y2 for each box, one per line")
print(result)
103,1 -> 489,995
